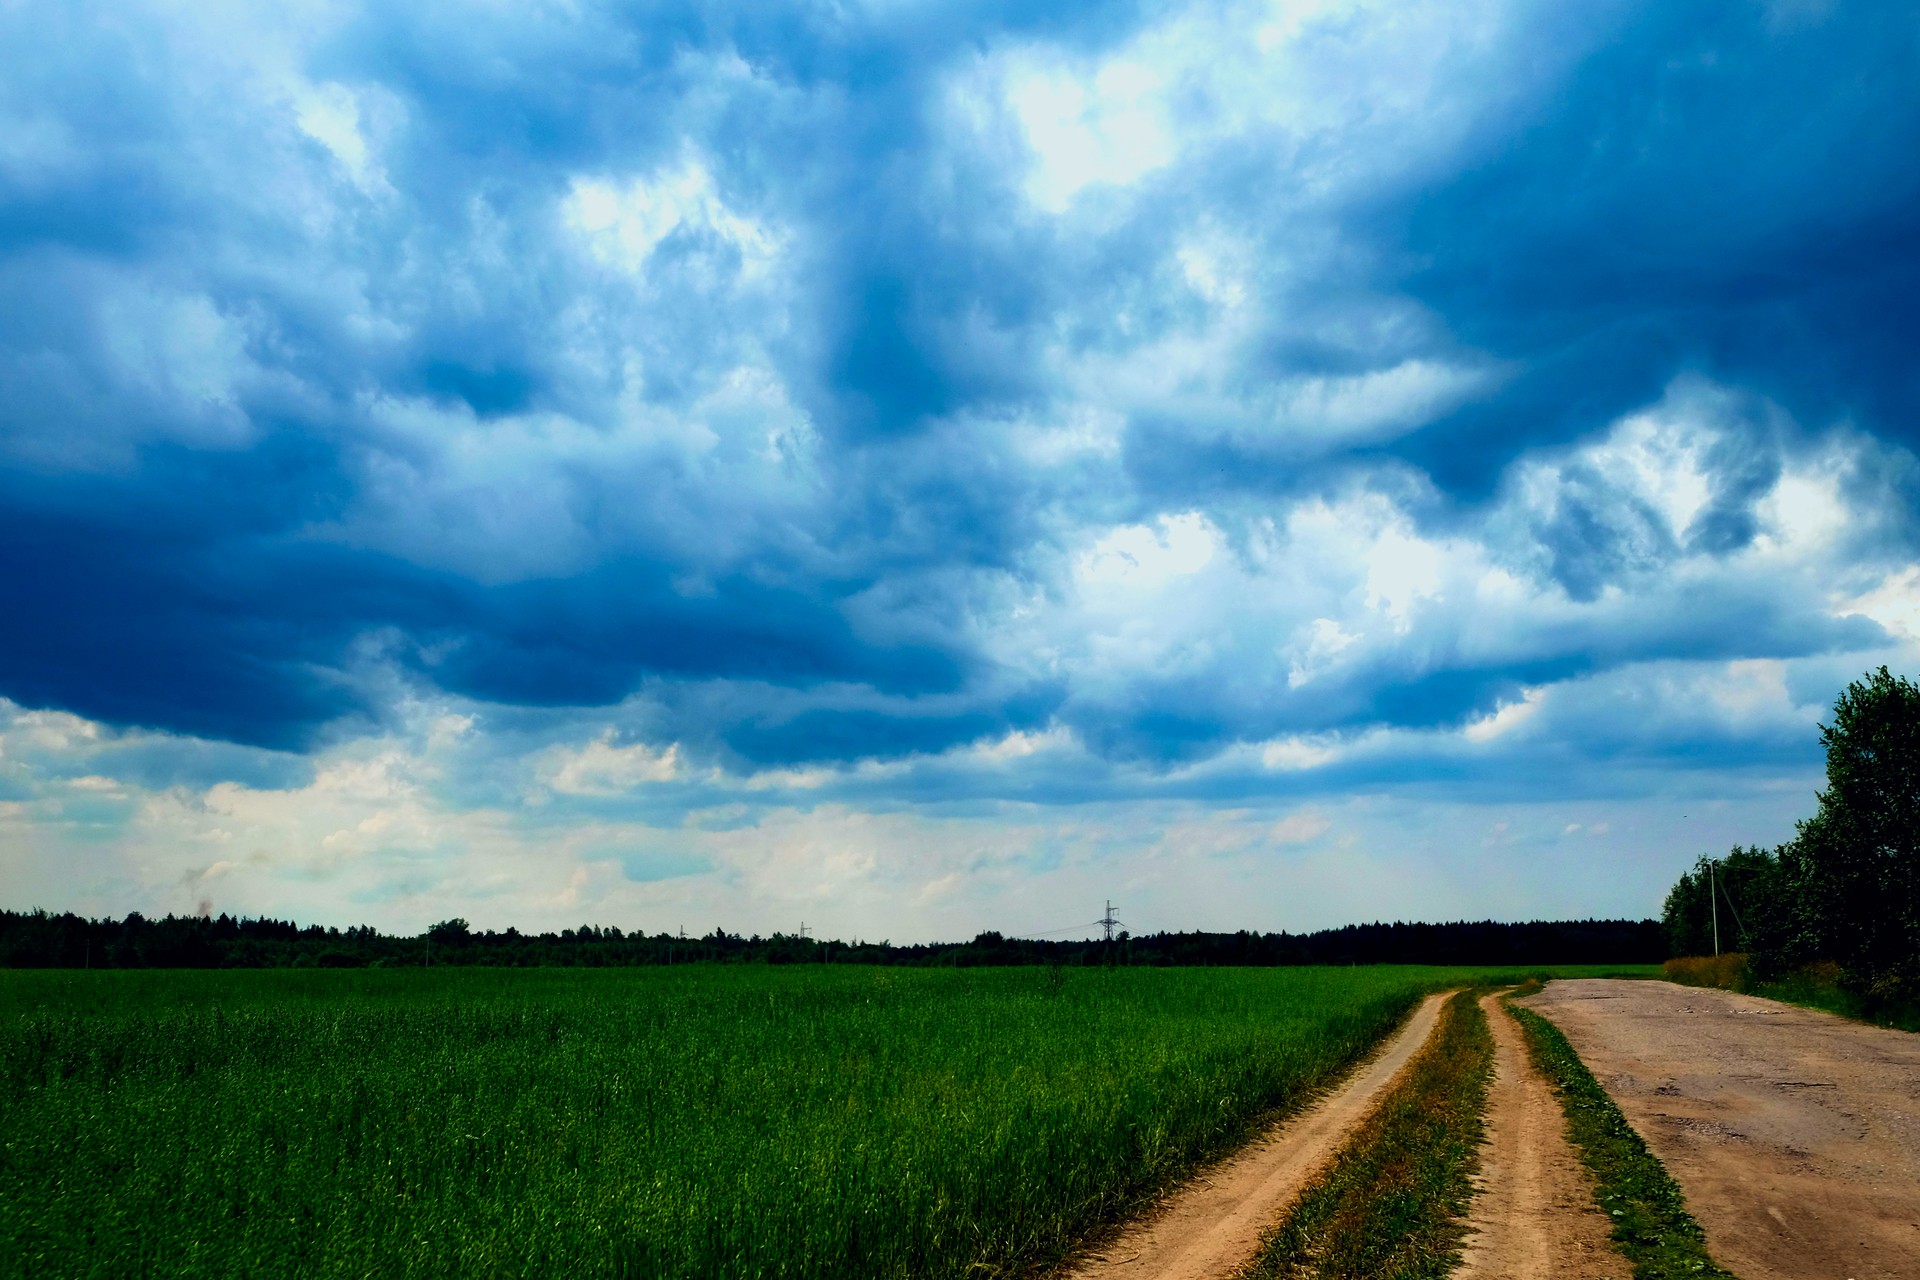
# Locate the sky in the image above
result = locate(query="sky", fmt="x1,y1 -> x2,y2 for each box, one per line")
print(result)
2,0 -> 1917,941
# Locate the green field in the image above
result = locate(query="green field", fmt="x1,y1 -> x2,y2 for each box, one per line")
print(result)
0,964 -> 1651,1279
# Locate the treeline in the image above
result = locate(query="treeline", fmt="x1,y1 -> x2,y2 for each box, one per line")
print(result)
0,910 -> 1662,970
1663,666 -> 1919,1004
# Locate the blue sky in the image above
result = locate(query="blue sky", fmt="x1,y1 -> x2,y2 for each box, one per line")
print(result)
2,0 -> 1917,939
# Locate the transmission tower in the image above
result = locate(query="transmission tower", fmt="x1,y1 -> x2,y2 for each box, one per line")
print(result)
1100,900 -> 1122,942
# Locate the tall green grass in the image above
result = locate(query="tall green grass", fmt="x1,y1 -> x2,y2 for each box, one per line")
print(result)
0,967 -> 1378,1278
0,965 -> 1638,1279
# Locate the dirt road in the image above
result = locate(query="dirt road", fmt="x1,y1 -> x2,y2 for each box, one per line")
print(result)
1061,992 -> 1448,1280
1455,993 -> 1624,1280
1523,980 -> 1920,1280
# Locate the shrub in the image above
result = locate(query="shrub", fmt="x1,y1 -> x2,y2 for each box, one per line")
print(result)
1660,954 -> 1749,992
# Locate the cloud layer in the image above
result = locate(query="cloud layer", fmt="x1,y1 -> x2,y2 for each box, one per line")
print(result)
2,0 -> 1917,934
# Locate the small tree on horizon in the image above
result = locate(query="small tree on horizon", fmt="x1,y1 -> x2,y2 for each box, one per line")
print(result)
427,918 -> 472,947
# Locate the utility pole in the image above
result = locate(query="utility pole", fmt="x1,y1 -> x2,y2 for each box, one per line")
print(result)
1100,900 -> 1121,943
1709,859 -> 1720,958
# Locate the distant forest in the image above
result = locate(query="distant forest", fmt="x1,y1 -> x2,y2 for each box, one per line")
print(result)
0,910 -> 1662,969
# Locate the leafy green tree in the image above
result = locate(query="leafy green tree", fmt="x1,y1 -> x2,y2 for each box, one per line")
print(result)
1661,846 -> 1779,959
427,918 -> 472,947
1781,667 -> 1920,993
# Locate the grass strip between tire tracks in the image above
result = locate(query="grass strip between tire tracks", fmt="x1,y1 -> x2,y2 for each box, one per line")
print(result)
1506,1002 -> 1739,1280
1237,990 -> 1491,1280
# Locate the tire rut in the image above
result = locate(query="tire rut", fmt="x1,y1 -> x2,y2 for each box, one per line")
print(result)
1455,992 -> 1625,1280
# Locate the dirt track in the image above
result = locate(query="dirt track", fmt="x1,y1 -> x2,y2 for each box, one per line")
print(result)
1524,980 -> 1920,1280
1060,992 -> 1448,1280
1455,993 -> 1624,1280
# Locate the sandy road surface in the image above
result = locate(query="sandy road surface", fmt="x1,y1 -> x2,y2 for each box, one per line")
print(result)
1061,992 -> 1449,1280
1523,980 -> 1920,1280
1455,993 -> 1624,1280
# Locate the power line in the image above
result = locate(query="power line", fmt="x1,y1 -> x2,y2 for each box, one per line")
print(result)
1713,862 -> 1748,946
1023,921 -> 1105,938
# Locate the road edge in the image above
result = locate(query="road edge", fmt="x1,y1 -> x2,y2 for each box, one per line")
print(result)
1507,999 -> 1740,1279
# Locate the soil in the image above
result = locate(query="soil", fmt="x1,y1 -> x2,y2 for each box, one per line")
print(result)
1522,979 -> 1920,1280
1454,992 -> 1626,1280
1058,992 -> 1448,1280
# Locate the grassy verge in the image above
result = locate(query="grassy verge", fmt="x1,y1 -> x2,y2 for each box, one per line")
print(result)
1662,956 -> 1920,1033
1507,1004 -> 1737,1279
1754,971 -> 1920,1031
1238,990 -> 1491,1280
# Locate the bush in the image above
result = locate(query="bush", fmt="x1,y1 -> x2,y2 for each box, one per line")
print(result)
1661,954 -> 1749,992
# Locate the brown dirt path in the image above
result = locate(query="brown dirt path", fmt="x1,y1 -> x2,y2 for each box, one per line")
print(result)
1454,992 -> 1624,1280
1059,991 -> 1449,1280
1523,979 -> 1920,1280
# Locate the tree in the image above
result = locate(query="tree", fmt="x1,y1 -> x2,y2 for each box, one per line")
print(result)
1661,846 -> 1779,959
1785,667 -> 1920,994
427,918 -> 472,947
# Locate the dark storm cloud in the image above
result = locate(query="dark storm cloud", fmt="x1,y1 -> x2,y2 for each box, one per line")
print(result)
0,460 -> 964,750
1392,3 -> 1920,490
0,0 -> 1915,792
